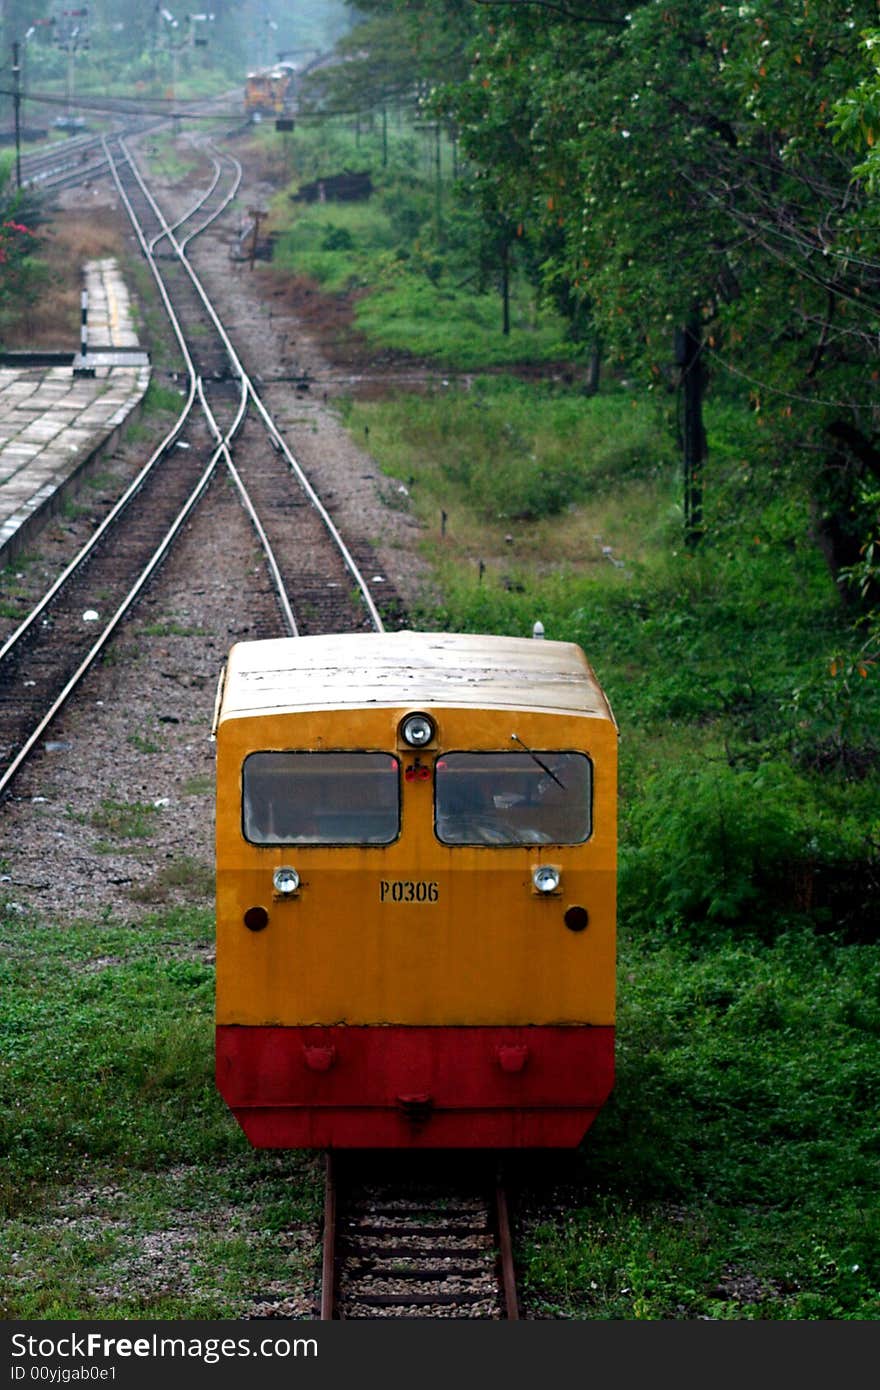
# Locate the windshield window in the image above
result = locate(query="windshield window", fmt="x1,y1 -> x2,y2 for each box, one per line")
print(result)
242,752 -> 400,845
435,751 -> 592,846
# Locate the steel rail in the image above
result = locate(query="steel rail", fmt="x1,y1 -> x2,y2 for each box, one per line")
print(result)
0,124 -> 378,795
321,1154 -> 337,1321
177,144 -> 243,253
117,134 -> 386,634
148,156 -> 223,256
148,138 -> 242,256
320,1158 -> 519,1320
195,375 -> 298,637
0,140 -> 202,671
32,158 -> 111,191
19,134 -> 109,187
0,406 -> 196,669
103,134 -> 202,389
110,136 -> 294,639
495,1174 -> 520,1321
242,385 -> 386,634
111,136 -> 297,637
0,447 -> 221,798
18,117 -> 164,191
0,140 -> 217,795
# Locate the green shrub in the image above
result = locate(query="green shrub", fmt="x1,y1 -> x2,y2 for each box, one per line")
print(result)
320,224 -> 355,252
620,758 -> 874,938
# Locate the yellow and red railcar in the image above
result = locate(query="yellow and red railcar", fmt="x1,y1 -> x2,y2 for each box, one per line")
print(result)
214,630 -> 617,1148
244,65 -> 294,118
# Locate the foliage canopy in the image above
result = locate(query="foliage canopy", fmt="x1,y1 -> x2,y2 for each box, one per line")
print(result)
323,0 -> 880,606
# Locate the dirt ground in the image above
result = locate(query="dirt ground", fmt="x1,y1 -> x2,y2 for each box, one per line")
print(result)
0,129 -> 439,923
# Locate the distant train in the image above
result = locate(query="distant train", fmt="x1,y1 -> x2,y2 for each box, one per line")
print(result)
244,64 -> 295,119
214,630 -> 618,1149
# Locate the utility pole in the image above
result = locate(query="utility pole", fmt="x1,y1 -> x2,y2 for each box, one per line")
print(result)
171,38 -> 180,132
248,207 -> 265,269
501,238 -> 510,337
54,8 -> 89,122
265,15 -> 278,68
435,122 -> 442,245
160,10 -> 203,135
190,12 -> 212,59
11,42 -> 22,188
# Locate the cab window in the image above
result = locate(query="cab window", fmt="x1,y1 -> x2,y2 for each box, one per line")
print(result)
243,752 -> 400,845
435,751 -> 591,845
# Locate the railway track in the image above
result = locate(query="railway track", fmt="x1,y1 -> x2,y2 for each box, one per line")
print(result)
106,133 -> 388,636
0,130 -> 395,797
2,129 -> 526,1320
319,1155 -> 520,1320
17,118 -> 163,193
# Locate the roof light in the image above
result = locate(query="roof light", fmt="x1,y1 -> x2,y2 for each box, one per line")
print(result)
400,713 -> 435,748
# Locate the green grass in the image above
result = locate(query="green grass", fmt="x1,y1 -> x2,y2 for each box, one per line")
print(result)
141,379 -> 188,417
271,200 -> 400,292
140,617 -> 207,637
0,903 -> 322,1318
340,376 -> 673,532
1,898 -> 876,1317
0,907 -> 225,1196
515,930 -> 880,1319
139,134 -> 203,187
81,798 -> 161,841
355,279 -> 574,368
182,774 -> 213,797
127,855 -> 214,906
268,116 -> 577,369
128,732 -> 161,755
272,202 -> 574,365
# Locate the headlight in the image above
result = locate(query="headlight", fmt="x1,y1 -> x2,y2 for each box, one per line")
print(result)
273,866 -> 300,895
532,865 -> 561,894
400,712 -> 435,748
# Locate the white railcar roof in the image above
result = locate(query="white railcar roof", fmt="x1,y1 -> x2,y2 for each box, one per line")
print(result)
219,631 -> 614,722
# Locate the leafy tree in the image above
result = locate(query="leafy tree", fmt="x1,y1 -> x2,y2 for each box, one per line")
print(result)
299,0 -> 475,114
0,154 -> 43,338
422,0 -> 880,599
834,26 -> 880,193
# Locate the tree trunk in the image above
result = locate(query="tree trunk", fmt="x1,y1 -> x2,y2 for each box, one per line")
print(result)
501,242 -> 510,337
814,425 -> 880,608
676,320 -> 706,549
584,342 -> 601,396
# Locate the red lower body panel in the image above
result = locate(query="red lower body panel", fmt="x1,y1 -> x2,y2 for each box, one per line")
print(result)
216,1024 -> 614,1148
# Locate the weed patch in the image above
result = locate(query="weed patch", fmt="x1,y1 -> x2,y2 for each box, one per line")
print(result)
81,799 -> 161,841
127,856 -> 214,906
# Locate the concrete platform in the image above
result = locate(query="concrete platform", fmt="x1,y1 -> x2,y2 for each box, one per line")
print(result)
0,259 -> 151,567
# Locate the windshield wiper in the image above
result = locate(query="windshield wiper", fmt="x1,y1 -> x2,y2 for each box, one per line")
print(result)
510,733 -> 565,788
